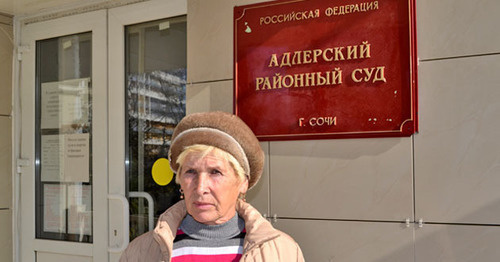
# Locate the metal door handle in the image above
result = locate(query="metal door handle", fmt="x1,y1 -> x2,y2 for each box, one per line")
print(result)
108,194 -> 130,253
129,191 -> 155,231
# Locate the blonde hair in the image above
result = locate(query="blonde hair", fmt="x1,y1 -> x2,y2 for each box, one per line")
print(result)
175,144 -> 247,184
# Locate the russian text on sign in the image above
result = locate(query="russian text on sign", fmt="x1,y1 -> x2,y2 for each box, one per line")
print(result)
255,69 -> 342,91
268,41 -> 371,68
325,1 -> 379,16
260,9 -> 320,25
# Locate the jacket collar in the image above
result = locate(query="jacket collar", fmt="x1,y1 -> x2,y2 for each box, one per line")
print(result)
153,200 -> 187,261
236,200 -> 281,253
152,200 -> 281,260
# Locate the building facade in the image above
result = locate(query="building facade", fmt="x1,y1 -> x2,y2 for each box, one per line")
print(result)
1,0 -> 500,261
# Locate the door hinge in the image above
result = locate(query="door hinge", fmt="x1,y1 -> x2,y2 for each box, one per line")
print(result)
17,45 -> 30,61
16,158 -> 30,174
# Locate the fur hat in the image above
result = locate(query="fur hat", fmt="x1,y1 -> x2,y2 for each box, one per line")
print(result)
169,111 -> 264,189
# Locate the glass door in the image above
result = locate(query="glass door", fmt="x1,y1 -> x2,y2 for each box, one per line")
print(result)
18,1 -> 187,261
35,33 -> 93,243
19,10 -> 108,262
108,1 -> 187,260
125,16 -> 187,239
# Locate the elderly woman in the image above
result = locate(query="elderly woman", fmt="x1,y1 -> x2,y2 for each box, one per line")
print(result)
120,111 -> 304,262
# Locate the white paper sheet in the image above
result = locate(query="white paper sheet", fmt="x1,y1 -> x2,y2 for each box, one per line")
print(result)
41,78 -> 90,130
64,133 -> 90,183
41,133 -> 90,183
41,135 -> 64,182
67,184 -> 92,236
43,184 -> 67,233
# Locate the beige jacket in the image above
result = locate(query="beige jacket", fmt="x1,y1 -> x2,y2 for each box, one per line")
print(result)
120,200 -> 304,262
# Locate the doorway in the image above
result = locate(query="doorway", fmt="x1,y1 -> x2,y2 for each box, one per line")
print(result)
17,1 -> 187,261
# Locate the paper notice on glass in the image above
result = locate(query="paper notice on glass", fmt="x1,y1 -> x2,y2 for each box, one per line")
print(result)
64,133 -> 90,183
40,84 -> 60,129
41,78 -> 90,130
41,133 -> 90,182
68,184 -> 92,236
41,135 -> 64,182
43,184 -> 67,233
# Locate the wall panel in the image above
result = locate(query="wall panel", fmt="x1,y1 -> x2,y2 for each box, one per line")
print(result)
0,116 -> 11,208
186,80 -> 233,114
276,219 -> 414,262
415,55 -> 500,224
0,210 -> 12,262
415,224 -> 500,262
246,142 -> 270,215
187,0 -> 266,83
0,22 -> 13,115
417,0 -> 500,60
270,138 -> 413,221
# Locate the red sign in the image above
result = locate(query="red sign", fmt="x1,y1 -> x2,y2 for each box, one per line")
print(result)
234,0 -> 417,140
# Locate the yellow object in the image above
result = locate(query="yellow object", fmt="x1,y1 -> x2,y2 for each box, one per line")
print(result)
152,158 -> 174,186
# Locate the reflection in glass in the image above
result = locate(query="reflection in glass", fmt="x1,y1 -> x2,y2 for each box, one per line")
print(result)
126,16 -> 187,240
35,32 -> 93,242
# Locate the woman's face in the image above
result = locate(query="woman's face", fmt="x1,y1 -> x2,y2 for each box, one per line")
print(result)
179,150 -> 248,225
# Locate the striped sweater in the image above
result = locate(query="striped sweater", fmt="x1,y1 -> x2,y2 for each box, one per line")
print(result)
172,213 -> 246,262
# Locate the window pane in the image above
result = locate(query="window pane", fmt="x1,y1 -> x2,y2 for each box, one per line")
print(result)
35,32 -> 93,242
126,16 -> 187,240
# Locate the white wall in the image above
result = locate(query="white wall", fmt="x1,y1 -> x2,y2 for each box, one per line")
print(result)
187,0 -> 500,261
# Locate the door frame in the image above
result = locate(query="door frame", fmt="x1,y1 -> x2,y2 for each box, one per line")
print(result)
17,0 -> 187,260
18,9 -> 108,262
107,1 -> 186,258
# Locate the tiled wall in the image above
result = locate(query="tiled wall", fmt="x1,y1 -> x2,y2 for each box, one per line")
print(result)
0,14 -> 13,262
187,0 -> 500,261
413,0 -> 500,260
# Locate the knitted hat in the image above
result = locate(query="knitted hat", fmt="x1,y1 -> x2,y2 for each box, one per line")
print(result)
169,111 -> 264,189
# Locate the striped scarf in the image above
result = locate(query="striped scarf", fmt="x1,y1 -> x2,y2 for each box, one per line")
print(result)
172,213 -> 246,262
